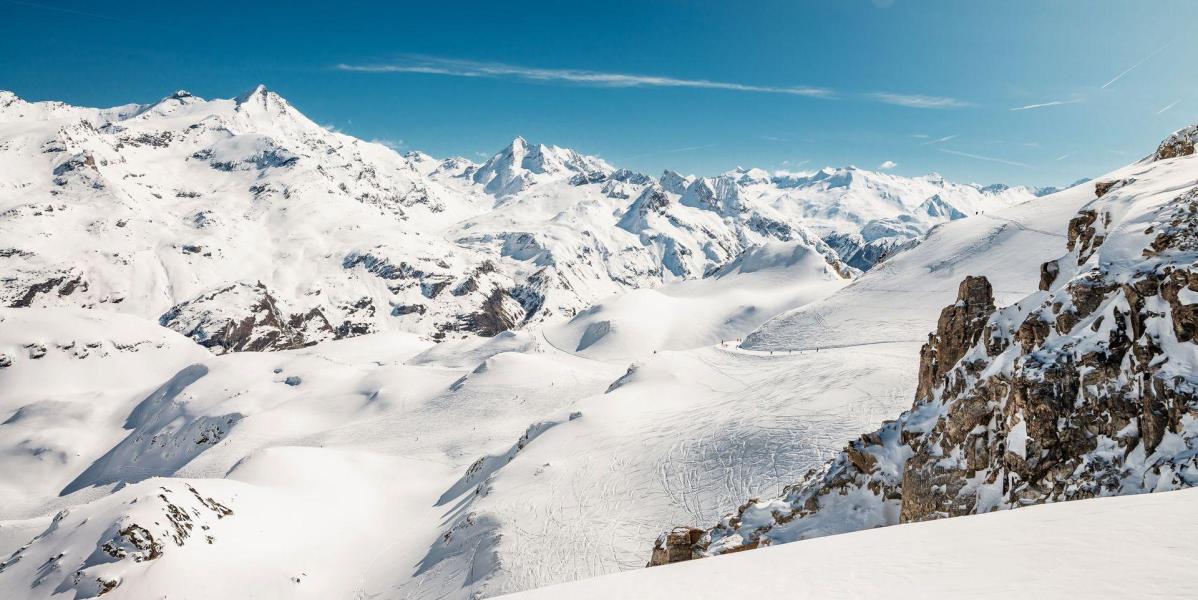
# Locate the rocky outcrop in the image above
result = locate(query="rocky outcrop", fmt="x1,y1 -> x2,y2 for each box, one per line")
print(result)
0,482 -> 234,597
648,172 -> 1198,565
914,276 -> 994,401
1149,124 -> 1197,161
647,528 -> 706,566
159,282 -> 335,354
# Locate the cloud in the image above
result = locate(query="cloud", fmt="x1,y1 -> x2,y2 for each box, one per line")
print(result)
878,160 -> 897,170
1009,98 -> 1083,111
937,148 -> 1028,168
371,138 -> 404,150
337,56 -> 834,98
870,92 -> 971,109
920,134 -> 958,146
912,133 -> 930,139
1102,40 -> 1174,89
1056,152 -> 1073,161
1157,99 -> 1182,115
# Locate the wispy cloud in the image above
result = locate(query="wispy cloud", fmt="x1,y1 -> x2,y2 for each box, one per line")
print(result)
371,138 -> 404,150
937,148 -> 1028,168
1157,99 -> 1182,115
920,134 -> 958,146
337,56 -> 834,98
870,92 -> 971,109
1056,152 -> 1073,161
1009,98 -> 1083,111
1102,40 -> 1174,89
912,133 -> 930,139
878,160 -> 897,170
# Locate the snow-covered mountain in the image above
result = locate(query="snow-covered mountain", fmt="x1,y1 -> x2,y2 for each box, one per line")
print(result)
3,86 -> 1190,600
1,86 -> 1049,356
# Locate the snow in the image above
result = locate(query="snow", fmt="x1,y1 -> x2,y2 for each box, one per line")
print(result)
1,85 -> 1192,600
499,488 -> 1198,600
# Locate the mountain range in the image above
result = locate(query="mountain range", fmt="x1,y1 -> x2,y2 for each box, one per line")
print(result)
1,87 -> 1195,600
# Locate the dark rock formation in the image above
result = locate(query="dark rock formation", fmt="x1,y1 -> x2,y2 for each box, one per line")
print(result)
159,282 -> 336,354
1150,125 -> 1197,161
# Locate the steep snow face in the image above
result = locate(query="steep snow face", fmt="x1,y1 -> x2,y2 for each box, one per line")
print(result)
650,139 -> 1198,564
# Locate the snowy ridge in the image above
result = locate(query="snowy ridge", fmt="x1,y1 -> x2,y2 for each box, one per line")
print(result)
0,86 -> 1044,354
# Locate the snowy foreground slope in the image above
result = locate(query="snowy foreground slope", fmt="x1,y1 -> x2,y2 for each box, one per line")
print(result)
503,488 -> 1198,600
1,87 -> 1194,600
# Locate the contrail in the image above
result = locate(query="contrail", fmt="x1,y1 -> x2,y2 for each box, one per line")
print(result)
1010,99 -> 1083,111
938,148 -> 1028,168
1102,41 -> 1174,89
1157,99 -> 1182,114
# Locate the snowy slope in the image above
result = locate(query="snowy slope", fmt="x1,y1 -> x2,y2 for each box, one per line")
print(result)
500,488 -> 1198,600
544,240 -> 850,361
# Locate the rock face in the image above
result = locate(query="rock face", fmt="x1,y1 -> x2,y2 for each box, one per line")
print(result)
158,282 -> 335,354
914,275 -> 994,401
1149,124 -> 1197,161
647,527 -> 706,566
648,150 -> 1198,564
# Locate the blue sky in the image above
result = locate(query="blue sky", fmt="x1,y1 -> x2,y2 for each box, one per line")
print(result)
1,0 -> 1195,186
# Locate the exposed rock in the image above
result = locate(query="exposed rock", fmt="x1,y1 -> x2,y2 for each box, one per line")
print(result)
915,276 -> 995,401
1039,259 -> 1059,291
647,527 -> 707,566
456,287 -> 526,337
6,272 -> 87,308
159,282 -> 335,354
0,483 -> 233,597
1149,124 -> 1197,161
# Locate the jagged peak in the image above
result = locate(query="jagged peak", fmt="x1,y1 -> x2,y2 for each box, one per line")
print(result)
235,84 -> 271,105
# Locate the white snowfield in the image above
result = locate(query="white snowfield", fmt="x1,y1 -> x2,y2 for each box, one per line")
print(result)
499,488 -> 1198,600
0,86 -> 1188,600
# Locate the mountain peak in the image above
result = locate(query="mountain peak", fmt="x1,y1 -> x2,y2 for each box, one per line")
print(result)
236,84 -> 270,104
